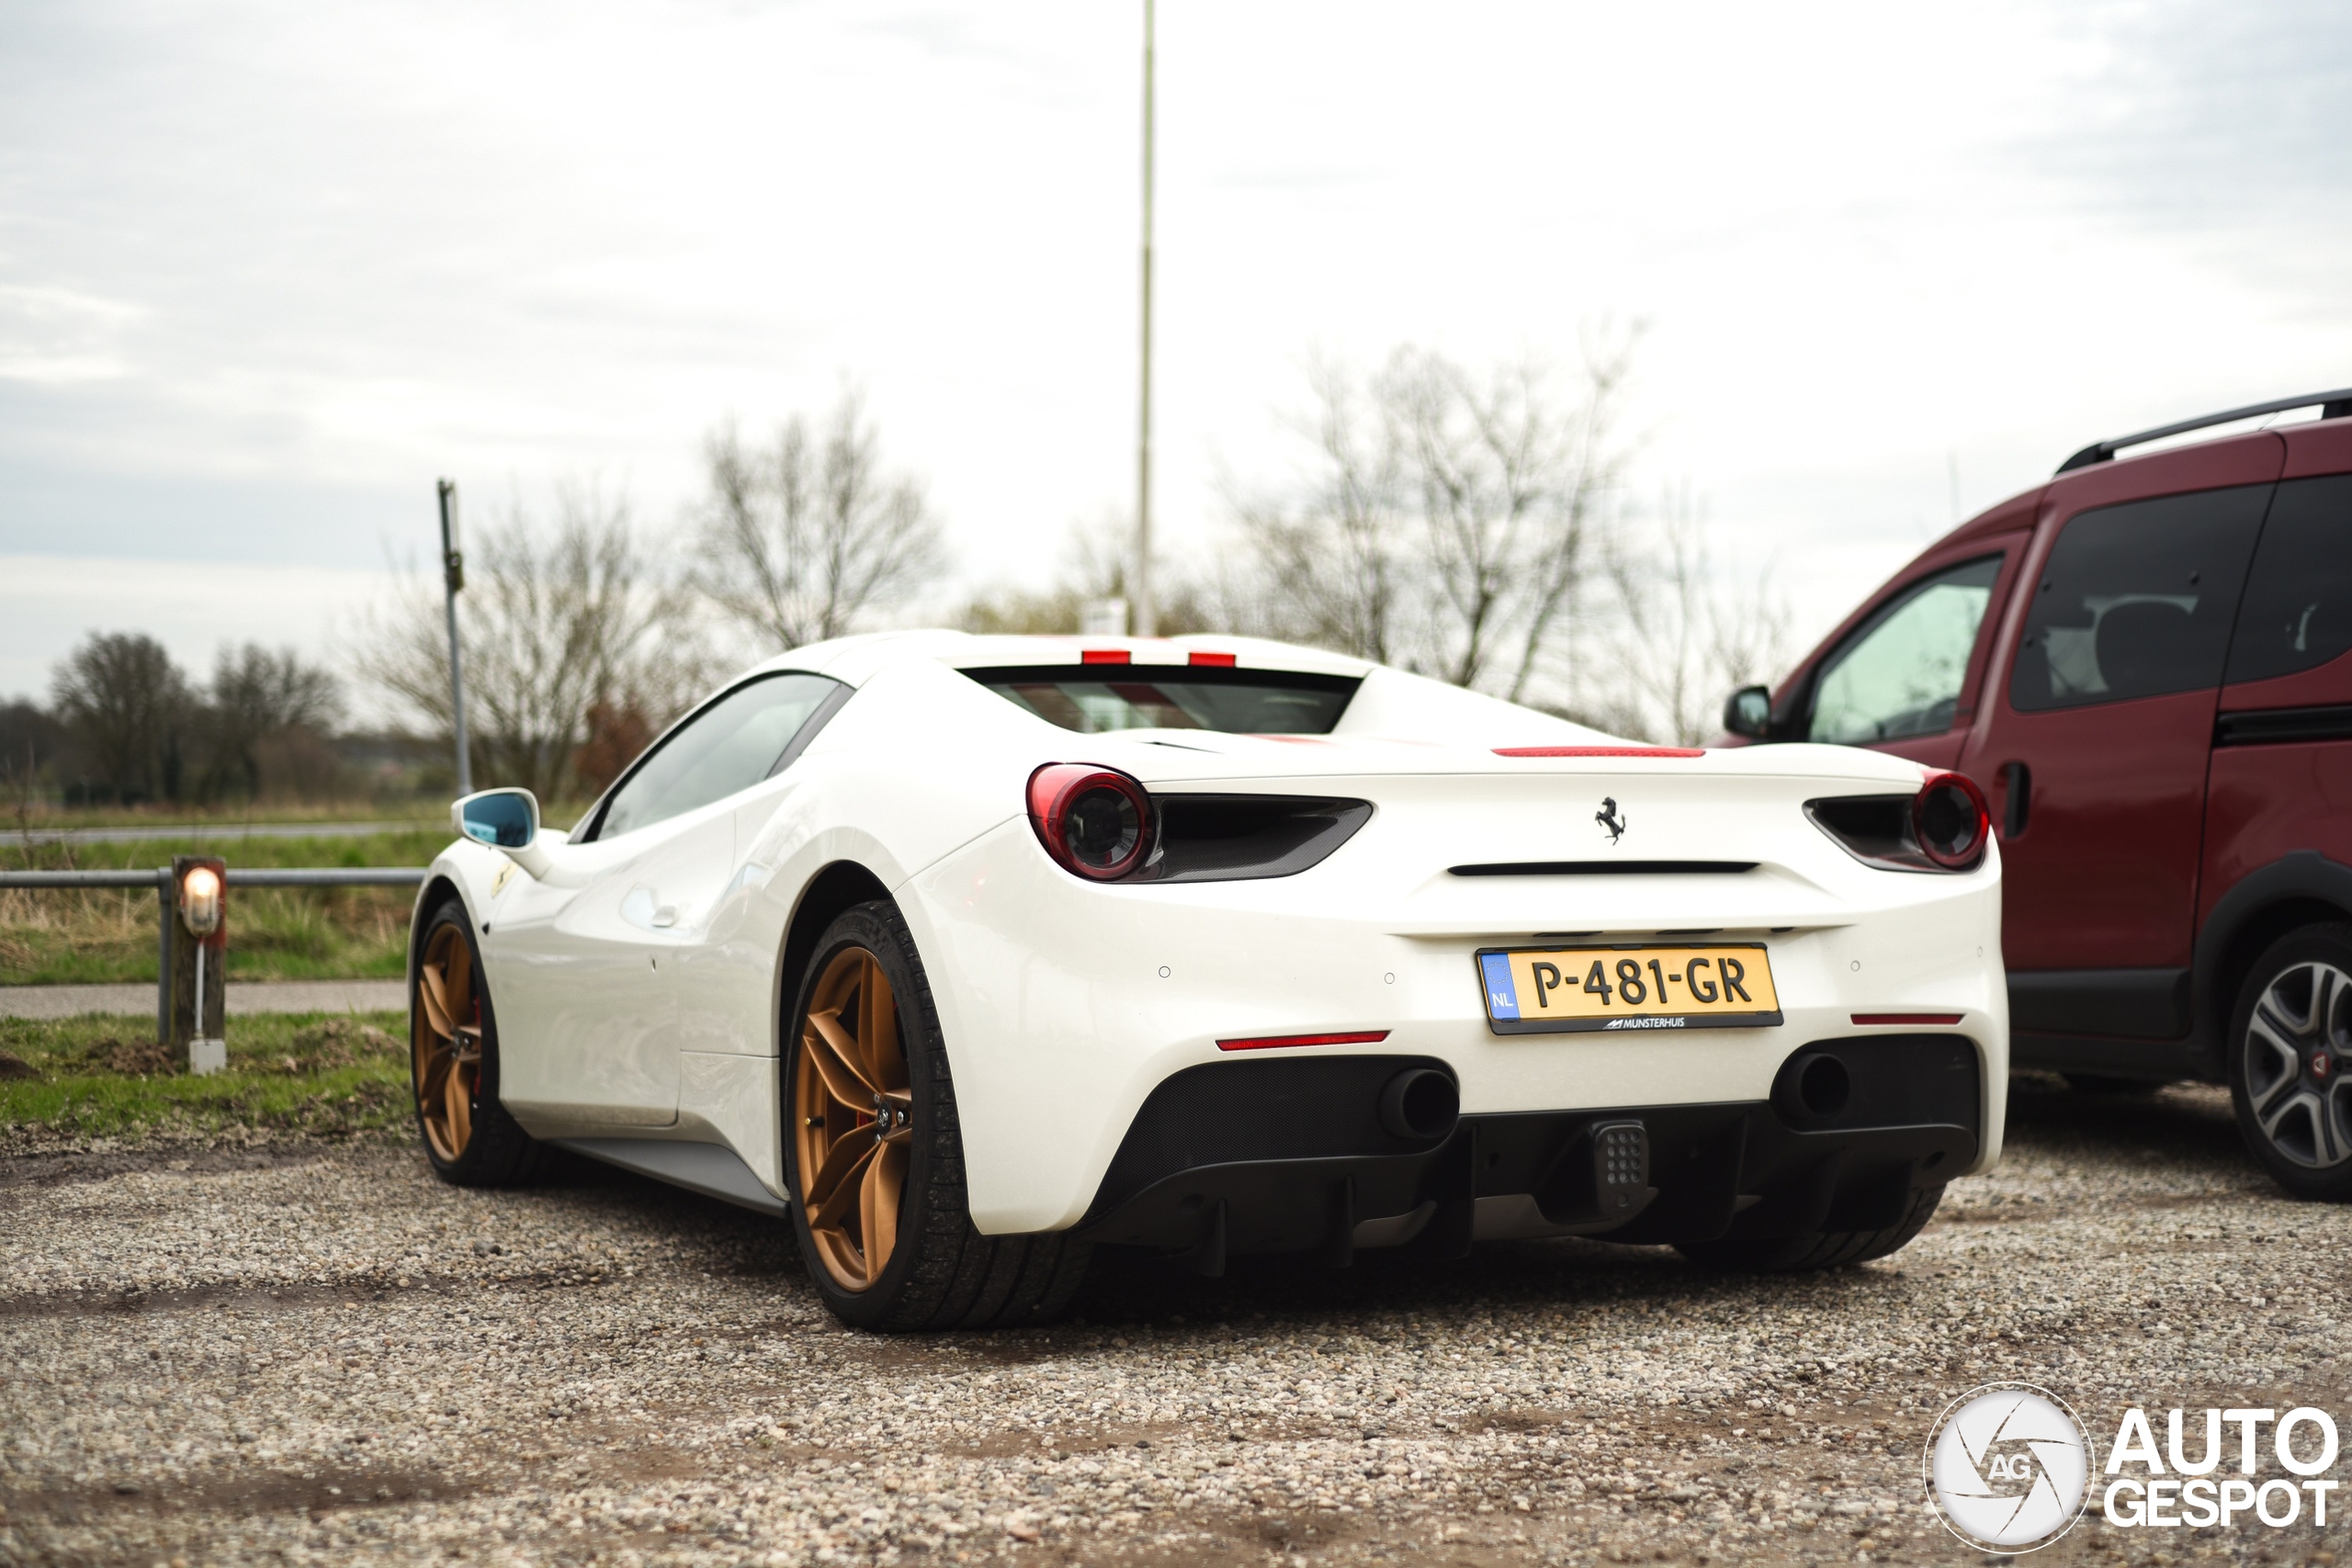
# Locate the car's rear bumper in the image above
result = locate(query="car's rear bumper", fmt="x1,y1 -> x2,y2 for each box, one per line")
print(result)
1071,1037 -> 1977,1263
903,809 -> 2005,1235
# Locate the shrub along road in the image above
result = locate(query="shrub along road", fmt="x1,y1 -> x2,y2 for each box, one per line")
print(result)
0,1080 -> 2339,1567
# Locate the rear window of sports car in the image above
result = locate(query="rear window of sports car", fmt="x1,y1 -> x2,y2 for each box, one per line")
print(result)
963,665 -> 1360,735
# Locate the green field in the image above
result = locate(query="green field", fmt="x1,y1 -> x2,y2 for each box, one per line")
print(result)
0,797 -> 605,985
0,827 -> 451,985
0,800 -> 426,830
0,1010 -> 413,1141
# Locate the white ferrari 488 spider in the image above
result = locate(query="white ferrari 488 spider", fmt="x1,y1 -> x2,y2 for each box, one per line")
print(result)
409,631 -> 2006,1329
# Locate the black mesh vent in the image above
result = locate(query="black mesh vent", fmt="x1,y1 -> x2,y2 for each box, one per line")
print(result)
1084,1055 -> 1452,1221
1770,1033 -> 1980,1134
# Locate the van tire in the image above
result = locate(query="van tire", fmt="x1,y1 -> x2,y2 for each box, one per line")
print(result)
2228,923 -> 2352,1201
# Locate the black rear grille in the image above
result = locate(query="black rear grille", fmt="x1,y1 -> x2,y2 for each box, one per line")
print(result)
1137,795 -> 1371,883
1804,794 -> 1942,873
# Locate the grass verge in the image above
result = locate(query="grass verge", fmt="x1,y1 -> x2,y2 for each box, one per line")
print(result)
0,1010 -> 411,1144
0,829 -> 450,984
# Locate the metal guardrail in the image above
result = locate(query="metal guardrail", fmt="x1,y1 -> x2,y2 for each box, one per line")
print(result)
0,868 -> 429,888
0,866 -> 429,1039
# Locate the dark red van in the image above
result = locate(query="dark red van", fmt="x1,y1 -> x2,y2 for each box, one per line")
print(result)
1725,389 -> 2352,1198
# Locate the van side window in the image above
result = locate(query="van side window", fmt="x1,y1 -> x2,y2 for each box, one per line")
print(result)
2225,474 -> 2352,685
2008,484 -> 2270,712
592,672 -> 847,840
1807,557 -> 2002,744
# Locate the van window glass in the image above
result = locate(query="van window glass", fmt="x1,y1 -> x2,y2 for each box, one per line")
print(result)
1807,557 -> 2001,744
2225,474 -> 2352,685
595,673 -> 844,840
2008,484 -> 2270,712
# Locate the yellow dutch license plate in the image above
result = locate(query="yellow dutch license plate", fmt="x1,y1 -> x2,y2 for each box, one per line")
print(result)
1476,944 -> 1783,1034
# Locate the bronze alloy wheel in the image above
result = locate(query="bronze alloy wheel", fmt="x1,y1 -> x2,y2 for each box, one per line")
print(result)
2242,958 -> 2352,1169
794,944 -> 914,1292
413,920 -> 484,1161
783,900 -> 1091,1329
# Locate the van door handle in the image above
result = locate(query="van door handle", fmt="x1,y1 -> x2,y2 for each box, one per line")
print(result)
1998,761 -> 2031,840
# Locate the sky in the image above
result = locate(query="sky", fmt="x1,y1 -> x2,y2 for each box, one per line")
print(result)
3,0 -> 2349,714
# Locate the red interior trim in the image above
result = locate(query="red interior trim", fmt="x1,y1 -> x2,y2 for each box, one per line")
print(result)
1216,1030 -> 1391,1053
1850,1012 -> 1964,1026
1188,650 -> 1237,667
1494,746 -> 1706,758
1080,649 -> 1132,665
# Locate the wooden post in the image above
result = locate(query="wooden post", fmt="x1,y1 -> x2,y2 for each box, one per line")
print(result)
169,855 -> 228,1075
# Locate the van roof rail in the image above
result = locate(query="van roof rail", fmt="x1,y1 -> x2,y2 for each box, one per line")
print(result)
2056,389 -> 2352,476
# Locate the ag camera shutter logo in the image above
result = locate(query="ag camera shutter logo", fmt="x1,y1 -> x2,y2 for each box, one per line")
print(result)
1924,1382 -> 2095,1552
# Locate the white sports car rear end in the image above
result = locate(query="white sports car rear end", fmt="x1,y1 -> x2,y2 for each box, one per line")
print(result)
408,632 -> 2006,1330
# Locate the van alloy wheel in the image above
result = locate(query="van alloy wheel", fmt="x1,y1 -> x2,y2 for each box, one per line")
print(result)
2242,958 -> 2352,1170
413,921 -> 484,1161
793,943 -> 914,1292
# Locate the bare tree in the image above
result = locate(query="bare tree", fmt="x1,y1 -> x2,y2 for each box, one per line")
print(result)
356,481 -> 715,802
1224,356 -> 1407,664
51,632 -> 195,804
0,702 -> 65,797
1230,331 -> 1638,697
1391,343 -> 1634,696
958,510 -> 1215,637
1587,490 -> 1792,744
204,644 -> 343,798
694,390 -> 947,652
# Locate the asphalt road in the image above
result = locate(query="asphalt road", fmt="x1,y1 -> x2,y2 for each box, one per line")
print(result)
2,1080 -> 2342,1567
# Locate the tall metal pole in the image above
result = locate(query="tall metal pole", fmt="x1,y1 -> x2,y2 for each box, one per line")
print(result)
437,479 -> 473,797
1132,0 -> 1156,638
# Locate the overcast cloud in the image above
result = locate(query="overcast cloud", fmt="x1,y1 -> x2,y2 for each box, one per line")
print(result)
2,0 -> 2348,707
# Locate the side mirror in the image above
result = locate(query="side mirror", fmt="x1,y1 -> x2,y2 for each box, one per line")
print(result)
452,788 -> 557,880
1723,684 -> 1773,740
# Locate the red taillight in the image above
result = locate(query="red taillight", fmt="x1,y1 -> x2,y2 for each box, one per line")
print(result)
1027,763 -> 1156,881
1912,771 -> 1991,871
1188,650 -> 1237,667
1081,649 -> 1131,665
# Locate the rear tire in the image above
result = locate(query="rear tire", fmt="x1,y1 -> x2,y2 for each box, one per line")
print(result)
1673,1184 -> 1942,1272
410,897 -> 543,1189
784,900 -> 1090,1331
2228,923 -> 2352,1201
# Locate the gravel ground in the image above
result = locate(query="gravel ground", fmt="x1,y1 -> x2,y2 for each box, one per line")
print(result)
3,1080 -> 2344,1568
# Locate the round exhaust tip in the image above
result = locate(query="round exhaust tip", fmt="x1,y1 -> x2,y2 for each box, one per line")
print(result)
1791,1051 -> 1852,1119
1379,1066 -> 1459,1141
